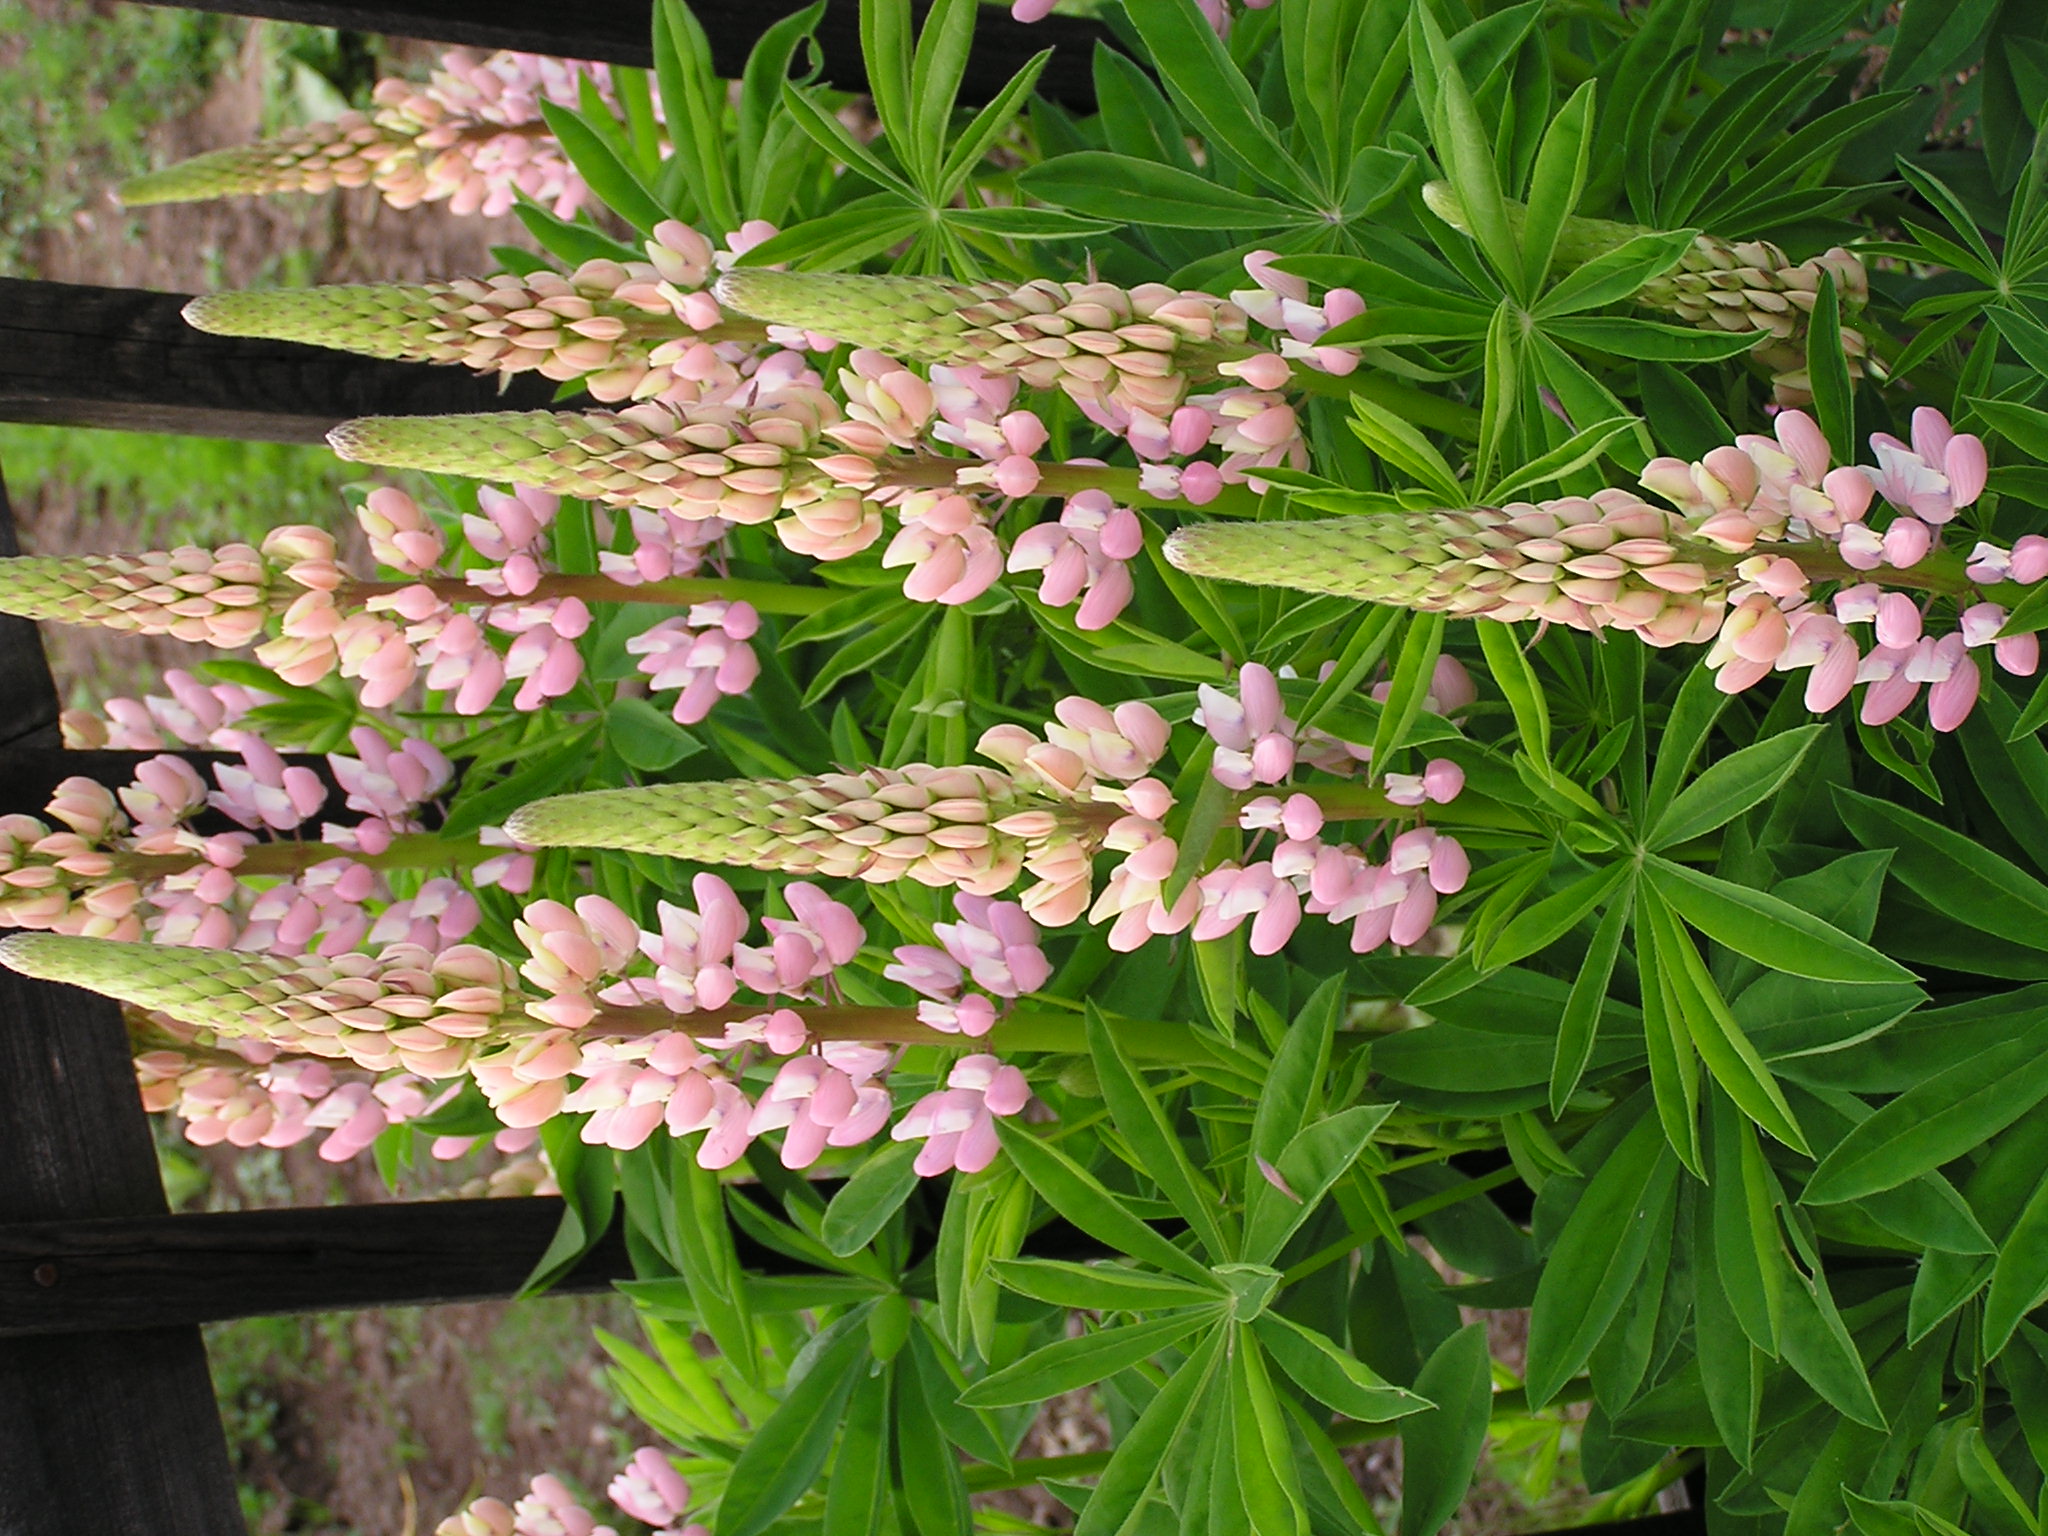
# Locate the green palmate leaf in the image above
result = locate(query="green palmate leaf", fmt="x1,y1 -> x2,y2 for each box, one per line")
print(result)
1021,152 -> 1309,229
1412,9 -> 1519,297
1369,611 -> 1446,768
1988,1180 -> 2048,1360
960,1310 -> 1217,1409
1397,1324 -> 1494,1536
1075,1327 -> 1226,1536
1348,395 -> 1465,504
988,1258 -> 1223,1313
1976,397 -> 2048,469
1835,788 -> 2048,952
740,195 -> 928,271
1088,1003 -> 1235,1258
605,695 -> 703,773
995,1118 -> 1216,1286
1803,1011 -> 2048,1204
1649,722 -> 1823,848
538,99 -> 670,234
858,0 -> 914,142
1647,860 -> 1914,985
938,46 -> 1052,190
1482,858 -> 1630,973
1534,227 -> 1698,317
1253,1311 -> 1427,1423
1643,886 -> 1809,1154
1485,414 -> 1641,502
1634,903 -> 1703,1173
1777,1213 -> 1886,1428
905,0 -> 976,189
822,1368 -> 891,1536
1550,877 -> 1635,1115
896,1351 -> 972,1536
1473,300 -> 1519,497
1124,0 -> 1318,205
1525,1110 -> 1679,1406
1706,1090 -> 1786,1355
718,1309 -> 873,1536
1244,1102 -> 1398,1266
1544,315 -> 1764,361
1690,1232 -> 1762,1462
653,0 -> 741,232
1477,622 -> 1551,763
1228,1337 -> 1308,1536
944,205 -> 1122,238
1248,976 -> 1341,1169
1807,269 -> 1855,455
1518,80 -> 1596,298
821,1138 -> 923,1256
777,82 -> 913,198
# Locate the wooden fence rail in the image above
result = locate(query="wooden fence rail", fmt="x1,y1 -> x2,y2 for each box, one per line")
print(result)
129,0 -> 1119,108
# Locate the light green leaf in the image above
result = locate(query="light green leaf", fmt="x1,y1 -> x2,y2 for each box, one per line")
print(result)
1123,0 -> 1320,205
718,1310 -> 872,1536
1804,1012 -> 2048,1204
1089,1003 -> 1235,1258
1648,860 -> 1915,985
1650,723 -> 1821,847
1519,81 -> 1596,296
1021,152 -> 1311,229
1253,1312 -> 1428,1422
996,1118 -> 1216,1286
1524,1111 -> 1678,1405
988,1258 -> 1224,1313
1534,228 -> 1698,317
1074,1327 -> 1226,1536
960,1310 -> 1217,1409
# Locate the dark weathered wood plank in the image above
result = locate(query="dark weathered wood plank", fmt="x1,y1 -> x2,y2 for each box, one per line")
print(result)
127,0 -> 1116,109
0,965 -> 244,1533
0,1198 -> 634,1336
0,463 -> 63,753
0,279 -> 579,444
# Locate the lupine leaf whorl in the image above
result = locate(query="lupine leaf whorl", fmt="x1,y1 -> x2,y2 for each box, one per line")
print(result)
716,270 -> 999,360
184,286 -> 468,363
1420,180 -> 1869,342
0,933 -> 307,1026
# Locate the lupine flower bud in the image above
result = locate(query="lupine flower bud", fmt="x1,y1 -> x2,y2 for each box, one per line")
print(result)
0,933 -> 523,1077
717,268 -> 1250,416
329,393 -> 837,520
1165,494 -> 1725,646
185,243 -> 752,403
126,51 -> 613,220
0,539 -> 301,648
504,766 -> 1064,897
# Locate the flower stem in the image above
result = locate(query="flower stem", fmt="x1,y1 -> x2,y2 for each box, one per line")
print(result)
110,831 -> 497,882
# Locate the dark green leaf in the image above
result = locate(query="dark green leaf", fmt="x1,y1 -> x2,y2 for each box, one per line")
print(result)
1397,1325 -> 1493,1536
719,1312 -> 871,1536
